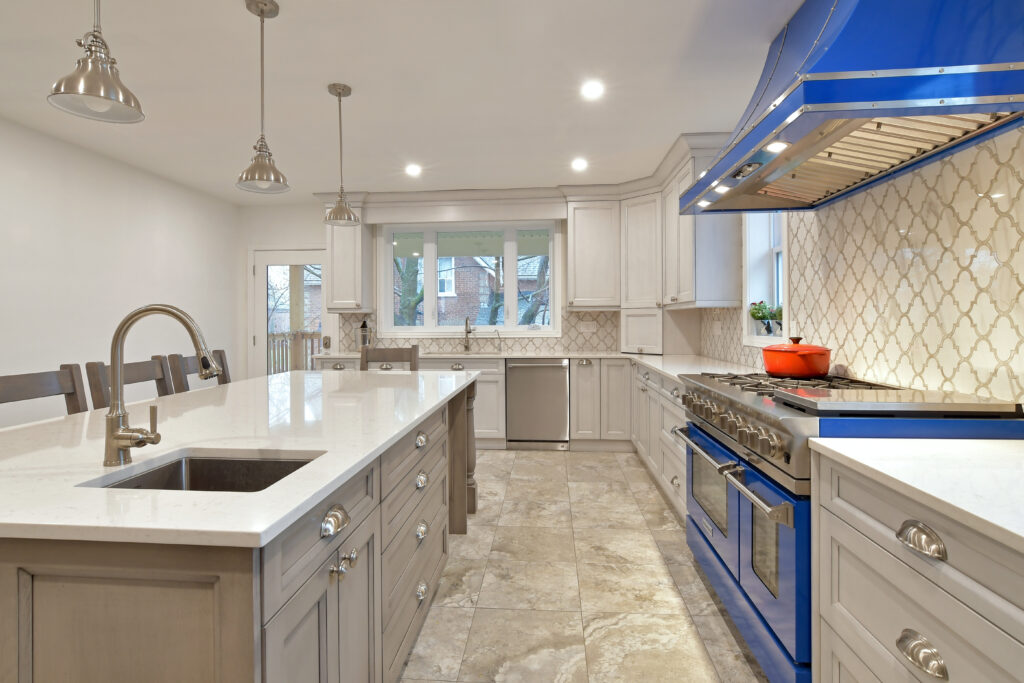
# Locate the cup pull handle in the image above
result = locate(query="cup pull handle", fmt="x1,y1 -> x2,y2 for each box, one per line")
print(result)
895,520 -> 948,561
895,629 -> 948,679
320,505 -> 351,538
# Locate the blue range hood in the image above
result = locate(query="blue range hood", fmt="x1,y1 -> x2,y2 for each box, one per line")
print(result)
680,0 -> 1024,214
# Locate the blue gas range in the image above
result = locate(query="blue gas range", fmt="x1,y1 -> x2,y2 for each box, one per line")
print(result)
673,372 -> 1024,683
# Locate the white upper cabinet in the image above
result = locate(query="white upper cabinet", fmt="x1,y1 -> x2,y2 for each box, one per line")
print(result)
567,201 -> 620,308
620,308 -> 663,355
620,193 -> 663,309
662,158 -> 740,308
325,219 -> 374,312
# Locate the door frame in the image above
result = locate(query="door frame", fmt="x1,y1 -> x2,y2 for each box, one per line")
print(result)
248,248 -> 328,378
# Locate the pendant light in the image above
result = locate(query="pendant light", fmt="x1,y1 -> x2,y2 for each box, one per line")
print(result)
325,83 -> 359,226
48,0 -> 144,123
236,0 -> 289,194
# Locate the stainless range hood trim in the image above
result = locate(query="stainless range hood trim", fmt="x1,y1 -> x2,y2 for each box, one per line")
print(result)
804,61 -> 1023,81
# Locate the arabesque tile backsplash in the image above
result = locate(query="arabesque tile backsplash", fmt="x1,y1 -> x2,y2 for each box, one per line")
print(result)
702,125 -> 1024,402
333,311 -> 619,355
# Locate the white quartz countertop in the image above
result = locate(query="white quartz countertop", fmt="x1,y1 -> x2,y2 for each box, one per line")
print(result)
811,438 -> 1024,555
0,371 -> 477,548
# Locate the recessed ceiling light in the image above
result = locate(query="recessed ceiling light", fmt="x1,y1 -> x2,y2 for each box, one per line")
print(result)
580,79 -> 605,101
405,163 -> 422,177
697,200 -> 711,208
571,157 -> 588,171
392,241 -> 398,246
714,185 -> 730,194
765,141 -> 789,154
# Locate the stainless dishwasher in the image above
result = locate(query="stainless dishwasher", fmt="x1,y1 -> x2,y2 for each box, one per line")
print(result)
505,358 -> 570,450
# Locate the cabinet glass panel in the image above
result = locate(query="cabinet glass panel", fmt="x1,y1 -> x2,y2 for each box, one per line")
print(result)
436,230 -> 504,326
751,508 -> 780,597
392,232 -> 425,327
692,453 -> 729,535
516,228 -> 551,326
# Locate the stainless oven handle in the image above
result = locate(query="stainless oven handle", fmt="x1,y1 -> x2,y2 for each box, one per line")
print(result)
671,426 -> 739,475
723,468 -> 795,528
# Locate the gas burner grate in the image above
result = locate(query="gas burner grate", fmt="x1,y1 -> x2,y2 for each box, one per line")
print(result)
701,372 -> 889,395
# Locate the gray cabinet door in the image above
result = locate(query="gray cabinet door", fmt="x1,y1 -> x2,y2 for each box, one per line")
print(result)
263,552 -> 340,683
338,509 -> 383,683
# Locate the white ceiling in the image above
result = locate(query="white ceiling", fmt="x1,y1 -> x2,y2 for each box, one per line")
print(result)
2,0 -> 802,205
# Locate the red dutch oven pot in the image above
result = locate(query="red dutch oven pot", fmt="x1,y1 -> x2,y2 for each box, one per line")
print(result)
762,337 -> 831,378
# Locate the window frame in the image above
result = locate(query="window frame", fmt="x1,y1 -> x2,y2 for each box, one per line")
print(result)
741,212 -> 789,349
377,221 -> 561,338
437,256 -> 456,298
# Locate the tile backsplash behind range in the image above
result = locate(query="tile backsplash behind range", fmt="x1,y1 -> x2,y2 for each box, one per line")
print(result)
702,125 -> 1024,402
333,311 -> 619,355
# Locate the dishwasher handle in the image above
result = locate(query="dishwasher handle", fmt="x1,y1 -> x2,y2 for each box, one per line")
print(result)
506,362 -> 568,368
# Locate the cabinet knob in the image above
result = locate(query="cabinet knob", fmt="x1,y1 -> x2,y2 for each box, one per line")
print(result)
577,359 -> 592,366
451,362 -> 464,371
415,431 -> 429,448
415,471 -> 429,489
656,302 -> 662,308
640,386 -> 648,393
320,505 -> 351,538
643,372 -> 650,380
329,548 -> 359,577
670,388 -> 681,398
354,303 -> 361,309
670,296 -> 678,302
332,362 -> 346,370
569,300 -> 574,306
637,347 -> 644,353
379,362 -> 393,371
415,520 -> 430,540
415,581 -> 428,602
670,475 -> 680,487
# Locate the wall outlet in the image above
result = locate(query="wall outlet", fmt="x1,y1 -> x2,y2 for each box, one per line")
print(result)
710,320 -> 723,336
579,320 -> 598,333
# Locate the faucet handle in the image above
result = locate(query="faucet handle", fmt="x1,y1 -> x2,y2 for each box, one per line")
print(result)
142,405 -> 161,445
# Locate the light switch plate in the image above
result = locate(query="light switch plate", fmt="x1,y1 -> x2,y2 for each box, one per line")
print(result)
579,320 -> 598,333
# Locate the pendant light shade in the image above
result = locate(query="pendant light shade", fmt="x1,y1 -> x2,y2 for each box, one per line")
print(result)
48,0 -> 144,123
325,83 -> 359,226
237,0 -> 289,194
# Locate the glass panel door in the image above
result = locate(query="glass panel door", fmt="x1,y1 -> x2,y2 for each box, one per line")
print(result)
253,250 -> 326,376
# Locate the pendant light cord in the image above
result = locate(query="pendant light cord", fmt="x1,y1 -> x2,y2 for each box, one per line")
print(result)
93,0 -> 101,32
337,95 -> 344,189
259,15 -> 266,136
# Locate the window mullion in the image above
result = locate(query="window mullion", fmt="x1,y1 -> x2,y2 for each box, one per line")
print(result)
504,229 -> 517,328
424,231 -> 438,329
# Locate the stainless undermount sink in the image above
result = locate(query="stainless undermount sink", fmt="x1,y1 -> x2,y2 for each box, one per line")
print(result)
94,448 -> 326,492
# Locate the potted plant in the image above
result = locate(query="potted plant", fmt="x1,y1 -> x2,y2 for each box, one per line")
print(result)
749,301 -> 775,335
770,304 -> 783,334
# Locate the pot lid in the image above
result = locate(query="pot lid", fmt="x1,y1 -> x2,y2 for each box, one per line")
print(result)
764,336 -> 831,353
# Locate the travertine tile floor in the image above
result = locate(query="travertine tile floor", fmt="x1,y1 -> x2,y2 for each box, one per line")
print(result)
399,450 -> 769,682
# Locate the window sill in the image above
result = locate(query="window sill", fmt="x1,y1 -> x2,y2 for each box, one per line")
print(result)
379,327 -> 560,339
742,333 -> 786,349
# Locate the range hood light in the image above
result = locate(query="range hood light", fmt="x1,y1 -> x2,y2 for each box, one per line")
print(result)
709,179 -> 719,188
765,141 -> 789,154
697,200 -> 712,208
714,185 -> 730,194
698,170 -> 707,179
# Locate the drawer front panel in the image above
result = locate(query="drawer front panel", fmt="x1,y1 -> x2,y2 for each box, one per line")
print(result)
381,441 -> 447,549
660,399 -> 687,441
819,620 -> 888,683
820,509 -> 1023,682
382,519 -> 447,683
418,358 -> 503,374
382,473 -> 447,625
381,407 -> 446,496
313,358 -> 357,371
820,458 -> 1024,642
261,461 -> 379,623
659,431 -> 686,508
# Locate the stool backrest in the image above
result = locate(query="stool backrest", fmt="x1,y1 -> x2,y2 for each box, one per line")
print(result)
85,356 -> 173,410
168,349 -> 230,393
0,365 -> 89,414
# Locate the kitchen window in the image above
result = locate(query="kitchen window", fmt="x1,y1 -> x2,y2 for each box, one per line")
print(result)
742,212 -> 788,347
379,222 -> 559,337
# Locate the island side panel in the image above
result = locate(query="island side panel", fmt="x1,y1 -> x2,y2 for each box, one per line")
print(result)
466,380 -> 477,514
447,387 -> 469,534
0,539 -> 258,683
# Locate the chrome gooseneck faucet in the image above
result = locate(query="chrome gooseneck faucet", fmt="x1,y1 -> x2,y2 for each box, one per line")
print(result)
463,316 -> 476,352
104,304 -> 221,467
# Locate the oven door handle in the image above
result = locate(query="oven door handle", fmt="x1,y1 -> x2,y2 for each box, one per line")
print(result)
723,467 -> 795,528
671,425 -> 739,475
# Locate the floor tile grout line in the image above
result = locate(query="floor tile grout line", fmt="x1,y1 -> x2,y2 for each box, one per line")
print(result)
565,454 -> 591,681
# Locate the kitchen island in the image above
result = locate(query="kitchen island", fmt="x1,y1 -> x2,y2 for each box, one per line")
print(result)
0,369 -> 477,683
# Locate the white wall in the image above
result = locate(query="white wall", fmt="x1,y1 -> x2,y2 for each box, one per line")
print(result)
0,117 -> 244,428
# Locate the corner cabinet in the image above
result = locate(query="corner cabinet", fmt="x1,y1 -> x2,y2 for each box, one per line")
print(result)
662,159 -> 741,308
567,201 -> 620,308
325,220 -> 374,312
620,193 -> 663,309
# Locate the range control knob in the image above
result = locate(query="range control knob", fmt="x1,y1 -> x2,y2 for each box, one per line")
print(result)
736,425 -> 756,447
722,414 -> 740,437
683,393 -> 696,410
758,432 -> 785,459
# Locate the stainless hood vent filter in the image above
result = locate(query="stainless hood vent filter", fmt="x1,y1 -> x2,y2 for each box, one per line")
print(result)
681,0 -> 1024,214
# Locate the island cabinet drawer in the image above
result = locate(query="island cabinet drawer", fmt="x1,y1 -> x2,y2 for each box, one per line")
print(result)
819,619 -> 885,683
313,357 -> 357,371
381,485 -> 448,628
660,432 -> 686,503
819,457 -> 1024,641
382,523 -> 447,683
418,357 -> 503,374
380,407 -> 447,496
819,508 -> 1024,682
261,461 -> 379,622
381,440 -> 447,549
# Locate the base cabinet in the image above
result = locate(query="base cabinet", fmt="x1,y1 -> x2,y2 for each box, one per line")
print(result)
600,359 -> 631,439
570,359 -> 602,440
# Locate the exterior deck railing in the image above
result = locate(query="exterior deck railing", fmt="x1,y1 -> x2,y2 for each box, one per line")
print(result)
267,331 -> 322,374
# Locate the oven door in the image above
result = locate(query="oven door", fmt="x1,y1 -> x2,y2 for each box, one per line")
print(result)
730,462 -> 811,664
676,422 -> 741,578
